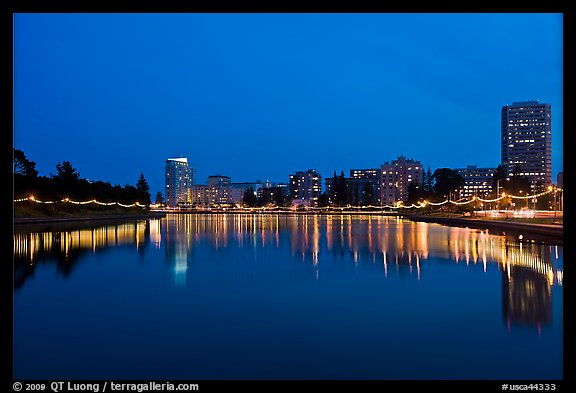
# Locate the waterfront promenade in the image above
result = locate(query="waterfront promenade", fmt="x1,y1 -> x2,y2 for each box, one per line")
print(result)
406,214 -> 562,244
14,209 -> 562,245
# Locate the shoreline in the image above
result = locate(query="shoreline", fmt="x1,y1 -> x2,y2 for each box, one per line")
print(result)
12,210 -> 562,244
162,210 -> 562,244
13,211 -> 166,225
406,214 -> 562,245
157,209 -> 400,215
165,210 -> 563,243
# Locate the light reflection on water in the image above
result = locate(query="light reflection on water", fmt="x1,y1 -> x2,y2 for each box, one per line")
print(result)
14,214 -> 563,290
13,214 -> 563,379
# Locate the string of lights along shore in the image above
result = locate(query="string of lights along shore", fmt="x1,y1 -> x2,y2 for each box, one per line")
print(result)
164,100 -> 561,210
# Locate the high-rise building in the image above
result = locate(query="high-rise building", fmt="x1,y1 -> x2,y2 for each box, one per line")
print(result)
350,169 -> 381,205
165,158 -> 193,208
289,169 -> 322,206
501,100 -> 552,186
380,156 -> 423,206
454,165 -> 496,199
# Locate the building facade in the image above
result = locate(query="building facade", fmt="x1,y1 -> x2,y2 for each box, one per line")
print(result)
189,185 -> 211,207
501,101 -> 552,186
186,175 -> 234,207
165,158 -> 193,208
207,174 -> 231,188
350,169 -> 381,205
380,156 -> 423,206
289,169 -> 322,206
454,165 -> 496,199
325,170 -> 381,206
207,175 -> 232,205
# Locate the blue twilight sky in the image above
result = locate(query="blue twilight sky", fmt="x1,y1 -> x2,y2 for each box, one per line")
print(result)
13,13 -> 563,195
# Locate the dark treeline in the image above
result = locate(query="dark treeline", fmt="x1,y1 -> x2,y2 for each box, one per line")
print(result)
242,186 -> 288,208
13,148 -> 151,205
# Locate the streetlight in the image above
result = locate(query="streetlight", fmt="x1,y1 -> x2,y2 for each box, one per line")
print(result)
519,189 -> 529,210
532,182 -> 537,216
549,185 -> 557,220
496,179 -> 500,212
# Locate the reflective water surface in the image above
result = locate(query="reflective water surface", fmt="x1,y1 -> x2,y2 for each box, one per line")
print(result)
14,214 -> 563,379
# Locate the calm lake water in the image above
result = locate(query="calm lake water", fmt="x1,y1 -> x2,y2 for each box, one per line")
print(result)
13,214 -> 563,380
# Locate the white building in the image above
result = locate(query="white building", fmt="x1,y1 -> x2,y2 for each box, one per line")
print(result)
380,156 -> 423,206
454,165 -> 496,199
165,158 -> 193,208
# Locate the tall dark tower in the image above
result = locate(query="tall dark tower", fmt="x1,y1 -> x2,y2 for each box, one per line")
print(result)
501,101 -> 552,186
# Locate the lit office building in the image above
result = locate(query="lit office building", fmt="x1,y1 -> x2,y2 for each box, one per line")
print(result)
455,165 -> 496,199
501,101 -> 552,186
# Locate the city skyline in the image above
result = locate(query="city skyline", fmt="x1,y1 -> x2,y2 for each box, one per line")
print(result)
13,13 -> 563,195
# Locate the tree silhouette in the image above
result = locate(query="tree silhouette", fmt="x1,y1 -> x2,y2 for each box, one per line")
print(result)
361,181 -> 374,206
50,161 -> 83,199
432,168 -> 465,200
155,191 -> 164,205
317,192 -> 329,207
243,186 -> 258,207
136,173 -> 151,205
332,170 -> 348,207
53,161 -> 80,182
506,165 -> 532,195
491,164 -> 507,197
13,148 -> 38,177
424,166 -> 434,193
273,187 -> 286,207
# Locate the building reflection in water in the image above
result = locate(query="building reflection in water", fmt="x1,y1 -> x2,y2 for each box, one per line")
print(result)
14,214 -> 562,329
503,265 -> 551,331
164,215 -> 192,287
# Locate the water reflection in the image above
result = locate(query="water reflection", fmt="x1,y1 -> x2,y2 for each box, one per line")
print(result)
503,266 -> 551,330
164,215 -> 191,287
14,220 -> 150,289
14,214 -> 562,329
